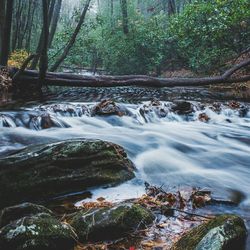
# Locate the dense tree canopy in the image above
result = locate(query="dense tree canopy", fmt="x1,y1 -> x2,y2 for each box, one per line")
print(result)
0,0 -> 249,75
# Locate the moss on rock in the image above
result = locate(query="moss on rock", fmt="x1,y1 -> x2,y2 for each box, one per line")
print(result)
172,214 -> 247,250
0,140 -> 135,208
68,203 -> 155,242
0,213 -> 77,250
0,203 -> 54,228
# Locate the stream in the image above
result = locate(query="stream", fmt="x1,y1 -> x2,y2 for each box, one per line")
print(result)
0,86 -> 250,248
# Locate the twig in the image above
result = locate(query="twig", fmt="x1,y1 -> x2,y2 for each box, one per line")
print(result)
171,208 -> 213,219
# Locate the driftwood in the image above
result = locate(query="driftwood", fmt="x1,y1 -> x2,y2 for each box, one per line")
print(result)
2,58 -> 250,88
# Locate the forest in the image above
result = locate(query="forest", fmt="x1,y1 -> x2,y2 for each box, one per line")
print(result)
0,0 -> 250,250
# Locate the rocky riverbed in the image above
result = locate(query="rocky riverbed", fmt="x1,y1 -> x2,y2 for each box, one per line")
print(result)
0,86 -> 250,249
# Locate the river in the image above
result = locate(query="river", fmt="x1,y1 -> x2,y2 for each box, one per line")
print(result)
0,86 -> 250,248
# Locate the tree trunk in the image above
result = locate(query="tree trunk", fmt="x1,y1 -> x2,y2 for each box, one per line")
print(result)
168,0 -> 176,16
0,0 -> 13,66
50,0 -> 91,72
120,0 -> 129,34
48,0 -> 62,48
110,0 -> 114,28
12,0 -> 24,51
18,0 -> 32,49
25,0 -> 36,52
0,0 -> 6,52
30,0 -> 56,70
39,0 -> 49,87
5,58 -> 250,88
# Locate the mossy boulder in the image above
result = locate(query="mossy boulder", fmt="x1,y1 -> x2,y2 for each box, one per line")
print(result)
68,203 -> 155,242
172,214 -> 247,250
0,213 -> 77,250
0,203 -> 53,228
0,140 -> 135,208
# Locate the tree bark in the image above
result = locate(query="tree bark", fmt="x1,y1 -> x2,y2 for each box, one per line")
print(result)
0,0 -> 14,66
120,0 -> 129,34
0,0 -> 6,52
39,0 -> 49,87
25,0 -> 36,52
50,0 -> 91,72
48,0 -> 62,48
168,0 -> 176,16
30,0 -> 56,70
18,0 -> 32,49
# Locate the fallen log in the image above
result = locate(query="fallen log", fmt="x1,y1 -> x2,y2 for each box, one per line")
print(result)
1,58 -> 250,88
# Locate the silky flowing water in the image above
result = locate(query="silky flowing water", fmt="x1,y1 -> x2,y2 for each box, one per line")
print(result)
0,86 -> 250,247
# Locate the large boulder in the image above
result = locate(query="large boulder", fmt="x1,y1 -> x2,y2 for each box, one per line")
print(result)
68,203 -> 155,242
0,140 -> 135,208
0,203 -> 53,228
172,214 -> 247,250
0,213 -> 77,250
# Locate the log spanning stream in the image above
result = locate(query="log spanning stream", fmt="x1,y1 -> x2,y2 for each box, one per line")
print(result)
0,86 -> 250,246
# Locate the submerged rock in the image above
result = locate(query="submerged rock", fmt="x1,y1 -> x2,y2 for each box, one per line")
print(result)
172,214 -> 247,250
0,203 -> 53,228
0,213 -> 77,250
68,203 -> 154,242
0,140 -> 135,208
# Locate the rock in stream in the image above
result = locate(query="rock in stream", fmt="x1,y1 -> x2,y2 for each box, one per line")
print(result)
0,205 -> 77,250
68,203 -> 155,242
172,214 -> 247,250
0,140 -> 135,208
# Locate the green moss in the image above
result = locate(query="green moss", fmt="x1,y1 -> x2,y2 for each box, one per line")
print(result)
0,214 -> 77,250
69,203 -> 154,242
0,140 -> 135,208
172,215 -> 247,250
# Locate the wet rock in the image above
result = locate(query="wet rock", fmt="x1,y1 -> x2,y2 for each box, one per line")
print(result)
209,102 -> 222,113
239,106 -> 249,117
69,203 -> 154,242
227,102 -> 249,117
0,114 -> 16,127
172,214 -> 247,250
228,101 -> 241,109
0,203 -> 53,228
198,113 -> 210,122
91,99 -> 130,116
139,99 -> 169,122
0,140 -> 135,208
171,101 -> 193,115
38,103 -> 89,117
0,213 -> 77,250
29,113 -> 69,130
